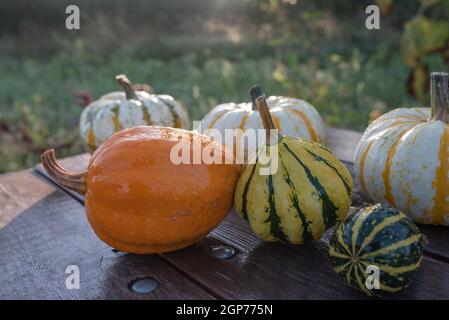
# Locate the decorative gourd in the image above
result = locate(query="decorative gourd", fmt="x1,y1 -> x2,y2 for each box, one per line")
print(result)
41,126 -> 239,254
354,72 -> 449,225
80,75 -> 190,151
233,86 -> 352,244
198,93 -> 326,163
329,204 -> 424,296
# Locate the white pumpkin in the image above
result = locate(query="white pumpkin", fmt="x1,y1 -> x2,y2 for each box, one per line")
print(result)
79,75 -> 190,151
197,90 -> 326,163
354,72 -> 449,225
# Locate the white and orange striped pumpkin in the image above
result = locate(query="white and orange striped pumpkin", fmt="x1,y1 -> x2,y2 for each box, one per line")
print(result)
80,75 -> 190,151
197,93 -> 326,163
354,72 -> 449,225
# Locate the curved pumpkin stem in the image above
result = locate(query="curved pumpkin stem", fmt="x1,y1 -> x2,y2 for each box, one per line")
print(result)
41,149 -> 87,195
430,72 -> 449,123
249,85 -> 262,110
250,85 -> 278,145
116,74 -> 140,100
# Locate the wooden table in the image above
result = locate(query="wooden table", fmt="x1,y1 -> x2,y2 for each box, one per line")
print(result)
1,128 -> 449,300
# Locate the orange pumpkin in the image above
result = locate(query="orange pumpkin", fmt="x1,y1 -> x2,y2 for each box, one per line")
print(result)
41,126 -> 240,254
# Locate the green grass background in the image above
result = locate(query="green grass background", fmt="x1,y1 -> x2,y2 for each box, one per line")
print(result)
0,0 -> 447,172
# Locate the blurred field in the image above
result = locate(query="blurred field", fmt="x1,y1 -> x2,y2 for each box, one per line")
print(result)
1,0 -> 448,173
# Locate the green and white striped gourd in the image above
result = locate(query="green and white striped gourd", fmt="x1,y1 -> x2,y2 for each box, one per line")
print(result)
234,86 -> 352,244
329,204 -> 424,296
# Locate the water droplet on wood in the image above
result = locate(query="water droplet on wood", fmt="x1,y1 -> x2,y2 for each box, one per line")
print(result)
128,277 -> 159,294
210,245 -> 236,260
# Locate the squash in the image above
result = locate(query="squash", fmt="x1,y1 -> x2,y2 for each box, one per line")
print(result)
233,86 -> 352,244
354,72 -> 449,225
41,126 -> 239,254
198,93 -> 326,163
79,75 -> 190,152
329,204 -> 424,296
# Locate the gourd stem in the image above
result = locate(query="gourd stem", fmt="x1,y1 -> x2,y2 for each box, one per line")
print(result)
430,72 -> 449,123
116,74 -> 139,100
41,149 -> 87,195
249,85 -> 262,110
250,86 -> 277,145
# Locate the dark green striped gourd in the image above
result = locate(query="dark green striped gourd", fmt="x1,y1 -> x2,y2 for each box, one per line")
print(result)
329,204 -> 424,296
234,86 -> 353,244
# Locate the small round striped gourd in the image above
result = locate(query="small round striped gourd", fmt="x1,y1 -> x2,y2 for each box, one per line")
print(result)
329,204 -> 424,296
198,94 -> 326,163
80,75 -> 190,151
354,72 -> 449,225
234,86 -> 352,244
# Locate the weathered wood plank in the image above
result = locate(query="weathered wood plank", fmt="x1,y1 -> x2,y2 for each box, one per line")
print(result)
416,225 -> 449,263
327,128 -> 362,163
0,170 -> 55,228
162,215 -> 368,300
0,171 -> 215,299
160,210 -> 449,299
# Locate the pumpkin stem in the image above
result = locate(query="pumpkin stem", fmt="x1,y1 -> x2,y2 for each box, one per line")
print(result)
41,149 -> 87,195
250,86 -> 277,145
430,72 -> 449,123
116,74 -> 140,100
249,85 -> 262,110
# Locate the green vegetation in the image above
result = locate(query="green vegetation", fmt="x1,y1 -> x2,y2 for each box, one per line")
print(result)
0,0 -> 448,173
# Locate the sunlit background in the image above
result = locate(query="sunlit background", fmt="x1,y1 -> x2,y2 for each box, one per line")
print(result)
0,0 -> 448,172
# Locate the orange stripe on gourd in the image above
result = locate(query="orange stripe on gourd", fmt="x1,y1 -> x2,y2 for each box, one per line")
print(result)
88,128 -> 96,149
141,106 -> 152,124
207,110 -> 228,129
414,108 -> 429,117
383,126 -> 416,207
287,108 -> 319,142
112,106 -> 122,131
235,113 -> 250,162
431,127 -> 449,224
369,114 -> 423,130
406,192 -> 419,215
239,113 -> 249,130
360,121 -> 421,197
396,114 -> 425,121
359,140 -> 374,195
